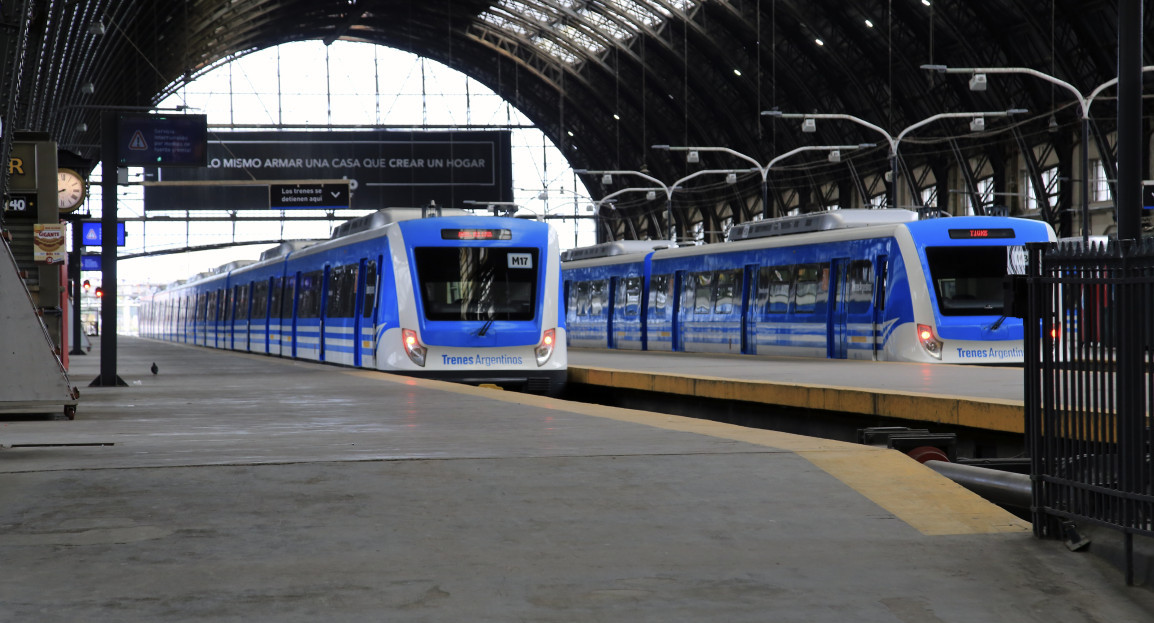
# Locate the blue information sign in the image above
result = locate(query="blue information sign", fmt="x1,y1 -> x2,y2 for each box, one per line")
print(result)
118,114 -> 208,167
80,255 -> 102,271
81,221 -> 126,247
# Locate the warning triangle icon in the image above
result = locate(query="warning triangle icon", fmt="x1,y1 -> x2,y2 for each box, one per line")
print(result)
85,228 -> 99,241
128,130 -> 148,150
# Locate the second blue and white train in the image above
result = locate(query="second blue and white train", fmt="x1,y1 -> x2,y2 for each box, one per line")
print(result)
561,209 -> 1055,364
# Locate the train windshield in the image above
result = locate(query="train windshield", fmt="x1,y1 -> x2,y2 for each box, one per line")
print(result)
924,246 -> 1008,316
414,247 -> 539,321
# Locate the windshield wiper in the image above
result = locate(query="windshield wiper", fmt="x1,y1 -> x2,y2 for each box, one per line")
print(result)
475,317 -> 495,337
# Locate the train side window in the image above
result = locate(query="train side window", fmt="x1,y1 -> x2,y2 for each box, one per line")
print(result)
326,264 -> 359,318
847,260 -> 873,314
649,274 -> 670,319
794,264 -> 822,313
760,266 -> 792,314
281,276 -> 296,319
715,270 -> 741,314
362,261 -> 377,319
693,272 -> 713,314
589,280 -> 607,316
237,284 -> 251,321
576,282 -> 591,317
207,291 -> 219,322
298,270 -> 324,319
623,276 -> 641,318
252,281 -> 270,321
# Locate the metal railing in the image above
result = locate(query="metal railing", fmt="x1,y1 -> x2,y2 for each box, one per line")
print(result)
1023,239 -> 1154,584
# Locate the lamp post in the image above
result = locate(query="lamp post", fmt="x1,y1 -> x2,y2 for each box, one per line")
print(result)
654,143 -> 876,218
921,64 -> 1154,242
762,109 -> 1026,211
576,167 -> 757,242
586,186 -> 664,242
574,169 -> 674,241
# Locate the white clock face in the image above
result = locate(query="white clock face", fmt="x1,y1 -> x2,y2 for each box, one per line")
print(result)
58,169 -> 85,211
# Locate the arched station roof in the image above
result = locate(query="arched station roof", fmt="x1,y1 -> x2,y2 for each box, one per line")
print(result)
1,0 -> 1150,239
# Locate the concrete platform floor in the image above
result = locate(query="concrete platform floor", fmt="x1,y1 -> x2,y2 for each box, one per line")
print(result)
2,337 -> 1152,622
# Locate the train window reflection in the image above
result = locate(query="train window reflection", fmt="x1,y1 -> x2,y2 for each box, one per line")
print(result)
415,247 -> 538,321
925,246 -> 1006,316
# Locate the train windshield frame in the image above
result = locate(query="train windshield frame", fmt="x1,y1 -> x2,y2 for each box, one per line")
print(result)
923,246 -> 1010,316
414,246 -> 539,321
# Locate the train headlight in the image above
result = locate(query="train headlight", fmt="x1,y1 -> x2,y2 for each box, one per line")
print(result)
917,324 -> 943,359
402,328 -> 427,367
535,328 -> 556,366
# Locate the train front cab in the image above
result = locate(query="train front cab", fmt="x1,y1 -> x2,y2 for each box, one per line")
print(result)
899,217 -> 1056,364
386,217 -> 567,395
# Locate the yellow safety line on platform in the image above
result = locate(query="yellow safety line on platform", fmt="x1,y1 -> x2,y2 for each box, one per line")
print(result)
348,370 -> 1029,537
569,366 -> 1026,434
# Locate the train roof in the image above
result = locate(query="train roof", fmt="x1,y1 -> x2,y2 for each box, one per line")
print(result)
726,209 -> 919,242
561,240 -> 675,262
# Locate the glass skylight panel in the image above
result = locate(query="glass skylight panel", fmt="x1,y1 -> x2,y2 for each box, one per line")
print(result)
477,0 -> 699,65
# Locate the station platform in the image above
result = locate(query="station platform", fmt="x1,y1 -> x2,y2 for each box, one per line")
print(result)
569,349 -> 1027,434
2,337 -> 1152,621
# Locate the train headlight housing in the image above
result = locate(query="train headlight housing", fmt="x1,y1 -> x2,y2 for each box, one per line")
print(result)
402,328 -> 427,367
535,328 -> 556,366
917,323 -> 943,359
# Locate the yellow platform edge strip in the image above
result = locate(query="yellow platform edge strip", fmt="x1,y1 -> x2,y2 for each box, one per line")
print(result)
569,366 -> 1025,435
348,370 -> 1029,537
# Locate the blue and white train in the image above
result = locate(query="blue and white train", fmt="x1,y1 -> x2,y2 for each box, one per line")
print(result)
561,209 -> 1055,364
140,209 -> 567,394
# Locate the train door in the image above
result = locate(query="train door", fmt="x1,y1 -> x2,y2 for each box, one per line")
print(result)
318,266 -> 331,362
828,258 -> 851,359
354,258 -> 378,368
290,272 -> 301,359
872,255 -> 888,360
741,264 -> 758,354
672,270 -> 688,351
606,276 -> 618,349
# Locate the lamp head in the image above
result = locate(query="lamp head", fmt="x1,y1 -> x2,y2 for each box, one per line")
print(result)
601,174 -> 613,185
725,173 -> 737,184
827,150 -> 841,163
801,118 -> 817,133
969,117 -> 986,132
686,150 -> 700,164
646,191 -> 657,201
969,74 -> 987,91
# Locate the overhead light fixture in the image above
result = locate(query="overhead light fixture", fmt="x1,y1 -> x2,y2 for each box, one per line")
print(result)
81,82 -> 95,94
601,174 -> 613,185
567,130 -> 574,137
733,69 -> 742,76
1048,115 -> 1060,132
725,173 -> 737,184
828,150 -> 841,163
969,73 -> 987,91
969,117 -> 986,132
687,150 -> 700,164
646,191 -> 657,201
76,123 -> 88,132
585,204 -> 594,212
613,113 -> 620,120
921,0 -> 931,6
864,19 -> 874,28
814,39 -> 824,46
537,191 -> 548,200
88,21 -> 105,36
801,118 -> 817,133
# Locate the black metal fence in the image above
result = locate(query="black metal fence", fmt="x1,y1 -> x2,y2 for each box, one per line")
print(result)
1024,239 -> 1154,584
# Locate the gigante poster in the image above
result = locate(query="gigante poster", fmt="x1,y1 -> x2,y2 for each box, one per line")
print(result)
144,130 -> 513,211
